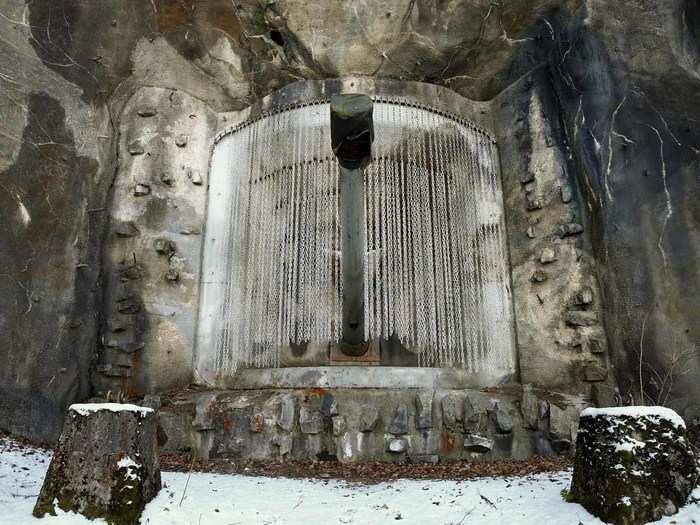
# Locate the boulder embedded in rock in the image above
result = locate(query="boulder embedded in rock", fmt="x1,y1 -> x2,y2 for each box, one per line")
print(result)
33,403 -> 161,525
569,406 -> 699,525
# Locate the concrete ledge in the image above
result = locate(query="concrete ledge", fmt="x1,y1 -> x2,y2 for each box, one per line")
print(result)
225,366 -> 513,390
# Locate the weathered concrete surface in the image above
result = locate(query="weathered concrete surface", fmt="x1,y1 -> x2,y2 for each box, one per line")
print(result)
493,71 -> 613,397
155,385 -> 587,462
0,0 -> 698,442
229,366 -> 513,390
96,85 -> 217,396
33,404 -> 160,525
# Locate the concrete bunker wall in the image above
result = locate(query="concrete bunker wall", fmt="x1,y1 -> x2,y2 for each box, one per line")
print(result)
95,77 -> 614,402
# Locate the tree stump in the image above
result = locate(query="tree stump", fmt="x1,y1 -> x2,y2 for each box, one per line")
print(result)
33,403 -> 161,525
569,406 -> 699,525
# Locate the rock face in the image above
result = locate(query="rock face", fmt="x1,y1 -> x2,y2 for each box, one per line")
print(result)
569,406 -> 699,524
33,403 -> 161,525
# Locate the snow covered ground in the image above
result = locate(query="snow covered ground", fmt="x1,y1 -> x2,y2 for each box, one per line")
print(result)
2,436 -> 699,525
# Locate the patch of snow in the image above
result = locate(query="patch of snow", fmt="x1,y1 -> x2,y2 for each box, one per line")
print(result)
620,496 -> 632,506
117,457 -> 141,481
581,406 -> 686,428
69,403 -> 153,417
3,435 -> 700,525
615,437 -> 646,453
117,457 -> 140,469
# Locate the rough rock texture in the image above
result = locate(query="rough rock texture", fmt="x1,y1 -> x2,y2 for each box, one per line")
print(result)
0,0 -> 698,441
155,385 -> 587,463
33,403 -> 161,525
570,407 -> 699,524
489,1 -> 700,416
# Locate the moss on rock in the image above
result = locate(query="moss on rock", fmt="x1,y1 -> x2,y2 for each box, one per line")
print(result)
569,407 -> 699,524
33,404 -> 161,525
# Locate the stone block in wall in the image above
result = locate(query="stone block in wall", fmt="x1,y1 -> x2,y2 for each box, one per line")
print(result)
187,168 -> 202,185
332,415 -> 346,437
464,434 -> 493,453
581,329 -> 606,354
415,391 -> 434,430
549,403 -> 581,448
558,223 -> 584,238
128,139 -> 144,155
442,394 -> 463,432
192,393 -> 218,431
520,171 -> 535,184
526,194 -> 543,210
158,406 -> 195,454
530,270 -> 548,283
494,406 -> 513,433
388,404 -> 409,435
118,264 -> 143,282
560,183 -> 573,203
521,385 -> 540,429
154,238 -> 176,256
299,406 -> 324,434
116,296 -> 141,315
158,171 -> 173,186
321,394 -> 339,417
276,394 -> 295,431
114,220 -> 140,237
137,107 -> 157,118
386,437 -> 408,454
565,310 -> 598,327
574,287 -> 594,306
539,247 -> 558,263
133,183 -> 150,196
272,433 -> 293,457
360,405 -> 379,432
463,394 -> 489,431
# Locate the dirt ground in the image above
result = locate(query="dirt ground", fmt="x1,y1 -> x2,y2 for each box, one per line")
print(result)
159,453 -> 573,483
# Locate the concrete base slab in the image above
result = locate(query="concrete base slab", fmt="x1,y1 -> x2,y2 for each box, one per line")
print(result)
226,366 -> 514,390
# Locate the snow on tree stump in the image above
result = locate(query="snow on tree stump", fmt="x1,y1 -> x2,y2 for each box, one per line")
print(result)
569,406 -> 699,524
33,403 -> 161,525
